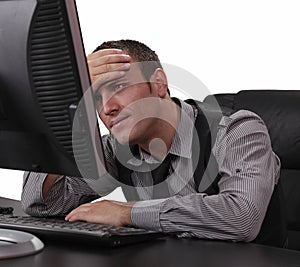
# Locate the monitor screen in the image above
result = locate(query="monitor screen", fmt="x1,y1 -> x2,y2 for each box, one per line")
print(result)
0,0 -> 108,258
0,0 -> 107,179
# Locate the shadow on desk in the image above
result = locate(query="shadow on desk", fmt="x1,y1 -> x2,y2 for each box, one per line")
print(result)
2,237 -> 300,267
1,197 -> 300,267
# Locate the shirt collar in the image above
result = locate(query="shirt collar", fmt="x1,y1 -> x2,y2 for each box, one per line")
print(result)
168,98 -> 195,158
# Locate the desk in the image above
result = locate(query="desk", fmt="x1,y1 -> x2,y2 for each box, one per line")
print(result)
1,197 -> 300,267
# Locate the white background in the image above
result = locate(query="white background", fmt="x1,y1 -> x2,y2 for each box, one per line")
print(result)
1,0 -> 300,201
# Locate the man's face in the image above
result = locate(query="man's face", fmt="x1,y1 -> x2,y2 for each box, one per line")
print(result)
95,63 -> 160,145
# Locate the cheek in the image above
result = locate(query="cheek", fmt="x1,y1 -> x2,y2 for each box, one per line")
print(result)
130,118 -> 154,135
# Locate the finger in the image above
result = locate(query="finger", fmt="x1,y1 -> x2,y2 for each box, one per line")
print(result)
92,71 -> 127,93
65,204 -> 90,221
89,62 -> 130,77
65,209 -> 86,222
87,48 -> 123,60
66,212 -> 85,222
88,54 -> 131,70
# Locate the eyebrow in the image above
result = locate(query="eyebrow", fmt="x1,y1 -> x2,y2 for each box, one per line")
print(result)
103,78 -> 128,89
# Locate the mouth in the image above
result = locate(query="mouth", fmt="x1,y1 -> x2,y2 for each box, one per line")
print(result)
110,116 -> 129,129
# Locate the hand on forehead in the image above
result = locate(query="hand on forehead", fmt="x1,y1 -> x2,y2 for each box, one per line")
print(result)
87,48 -> 131,87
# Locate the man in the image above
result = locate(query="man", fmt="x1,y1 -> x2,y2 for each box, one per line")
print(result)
22,39 -> 280,242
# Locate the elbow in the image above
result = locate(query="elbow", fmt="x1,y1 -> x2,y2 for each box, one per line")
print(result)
20,195 -> 32,215
21,201 -> 63,217
21,200 -> 41,217
233,206 -> 262,242
21,204 -> 36,216
21,194 -> 47,217
234,223 -> 259,243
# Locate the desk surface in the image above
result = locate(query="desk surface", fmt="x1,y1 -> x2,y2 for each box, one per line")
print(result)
1,197 -> 300,267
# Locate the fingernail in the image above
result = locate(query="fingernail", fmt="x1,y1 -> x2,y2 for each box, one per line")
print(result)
123,63 -> 130,69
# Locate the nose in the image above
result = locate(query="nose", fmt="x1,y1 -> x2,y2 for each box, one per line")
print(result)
101,92 -> 120,116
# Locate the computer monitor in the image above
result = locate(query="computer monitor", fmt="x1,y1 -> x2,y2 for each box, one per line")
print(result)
0,0 -> 107,258
0,0 -> 106,179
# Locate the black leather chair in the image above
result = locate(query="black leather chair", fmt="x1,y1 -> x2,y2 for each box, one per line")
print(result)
204,90 -> 300,250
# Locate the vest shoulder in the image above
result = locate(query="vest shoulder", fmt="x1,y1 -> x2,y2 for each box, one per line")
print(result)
184,99 -> 230,127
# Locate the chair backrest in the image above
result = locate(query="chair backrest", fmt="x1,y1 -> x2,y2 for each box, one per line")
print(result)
205,90 -> 300,249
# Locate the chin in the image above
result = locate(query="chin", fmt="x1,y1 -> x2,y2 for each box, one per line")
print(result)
112,131 -> 130,145
115,137 -> 129,145
112,123 -> 146,146
114,133 -> 140,146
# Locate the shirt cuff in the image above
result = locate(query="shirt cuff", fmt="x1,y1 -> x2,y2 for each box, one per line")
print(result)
130,199 -> 166,231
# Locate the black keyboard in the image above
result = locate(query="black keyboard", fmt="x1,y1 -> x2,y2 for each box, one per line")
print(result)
0,215 -> 164,247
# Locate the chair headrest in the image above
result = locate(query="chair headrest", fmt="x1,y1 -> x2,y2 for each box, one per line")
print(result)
233,90 -> 300,169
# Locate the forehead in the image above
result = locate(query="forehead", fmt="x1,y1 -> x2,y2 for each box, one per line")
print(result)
124,62 -> 145,81
102,62 -> 147,91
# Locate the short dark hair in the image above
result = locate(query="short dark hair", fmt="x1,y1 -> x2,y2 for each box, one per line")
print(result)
93,40 -> 169,94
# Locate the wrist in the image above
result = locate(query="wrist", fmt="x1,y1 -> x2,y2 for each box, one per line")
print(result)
120,203 -> 134,226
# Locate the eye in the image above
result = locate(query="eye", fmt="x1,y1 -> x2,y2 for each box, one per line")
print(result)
112,82 -> 129,92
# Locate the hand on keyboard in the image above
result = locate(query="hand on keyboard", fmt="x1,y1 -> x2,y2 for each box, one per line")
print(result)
65,199 -> 135,227
0,214 -> 163,247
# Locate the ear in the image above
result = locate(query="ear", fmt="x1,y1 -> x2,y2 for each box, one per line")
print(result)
150,68 -> 169,98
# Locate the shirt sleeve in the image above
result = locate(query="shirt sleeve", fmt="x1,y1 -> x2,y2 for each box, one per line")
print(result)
131,110 -> 281,242
21,171 -> 100,216
21,134 -> 121,216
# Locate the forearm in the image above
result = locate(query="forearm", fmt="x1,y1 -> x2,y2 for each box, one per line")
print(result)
131,111 -> 281,242
21,171 -> 100,216
21,135 -> 121,217
42,174 -> 59,198
131,166 -> 278,242
132,190 -> 265,242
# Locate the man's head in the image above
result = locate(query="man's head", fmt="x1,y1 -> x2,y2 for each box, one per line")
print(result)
93,39 -> 162,84
89,40 -> 176,153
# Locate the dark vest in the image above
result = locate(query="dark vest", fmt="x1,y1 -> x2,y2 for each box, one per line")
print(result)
114,99 -> 287,247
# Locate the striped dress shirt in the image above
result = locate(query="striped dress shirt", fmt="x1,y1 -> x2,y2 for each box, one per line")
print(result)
21,99 -> 280,242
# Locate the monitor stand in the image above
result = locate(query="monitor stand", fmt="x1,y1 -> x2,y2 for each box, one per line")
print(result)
0,228 -> 44,259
